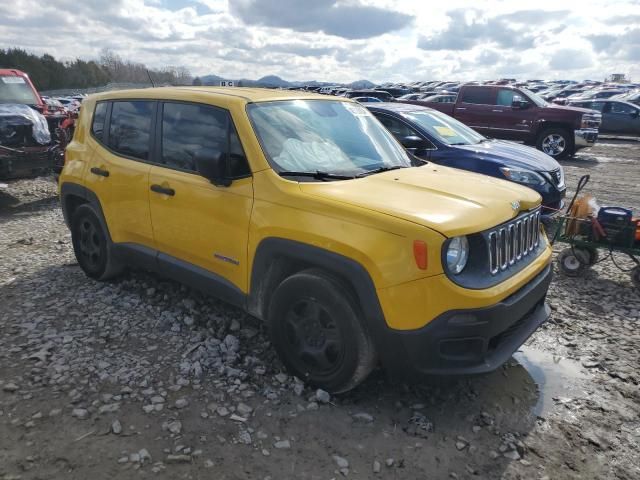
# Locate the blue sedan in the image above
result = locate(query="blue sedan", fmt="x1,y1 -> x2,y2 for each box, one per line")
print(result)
367,102 -> 566,216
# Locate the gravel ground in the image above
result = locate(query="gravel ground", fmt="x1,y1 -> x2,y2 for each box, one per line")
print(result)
1,140 -> 639,480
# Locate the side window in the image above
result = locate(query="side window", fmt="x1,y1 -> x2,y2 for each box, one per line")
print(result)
161,102 -> 250,177
588,102 -> 605,112
161,102 -> 227,172
460,87 -> 493,105
496,89 -> 517,106
91,102 -> 107,139
376,114 -> 417,138
229,124 -> 251,177
610,102 -> 635,114
108,101 -> 153,160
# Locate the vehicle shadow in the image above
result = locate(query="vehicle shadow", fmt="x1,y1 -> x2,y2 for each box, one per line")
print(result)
0,191 -> 59,223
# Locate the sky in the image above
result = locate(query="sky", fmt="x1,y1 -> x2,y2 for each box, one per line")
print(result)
1,0 -> 639,83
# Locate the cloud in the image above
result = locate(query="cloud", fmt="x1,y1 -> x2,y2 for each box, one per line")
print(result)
587,28 -> 640,61
417,9 -> 570,51
229,0 -> 413,39
549,48 -> 594,70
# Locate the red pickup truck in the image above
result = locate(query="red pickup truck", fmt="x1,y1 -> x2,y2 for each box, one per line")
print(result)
404,84 -> 601,159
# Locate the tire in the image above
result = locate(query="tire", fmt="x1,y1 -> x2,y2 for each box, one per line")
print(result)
267,269 -> 377,393
536,127 -> 574,159
557,247 -> 590,277
71,204 -> 123,281
631,266 -> 640,290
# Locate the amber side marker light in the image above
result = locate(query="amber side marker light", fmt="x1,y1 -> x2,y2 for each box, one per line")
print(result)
413,240 -> 428,270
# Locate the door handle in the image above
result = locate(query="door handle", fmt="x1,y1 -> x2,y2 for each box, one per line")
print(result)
492,109 -> 503,112
150,184 -> 175,196
455,107 -> 467,111
90,167 -> 109,177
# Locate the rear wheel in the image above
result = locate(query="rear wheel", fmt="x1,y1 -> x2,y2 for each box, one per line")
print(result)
71,204 -> 123,280
536,128 -> 574,159
267,270 -> 377,393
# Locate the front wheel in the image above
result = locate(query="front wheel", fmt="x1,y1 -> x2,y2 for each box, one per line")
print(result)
267,270 -> 377,393
536,128 -> 574,159
631,266 -> 640,290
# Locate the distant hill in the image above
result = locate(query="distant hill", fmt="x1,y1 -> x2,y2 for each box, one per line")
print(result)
197,73 -> 375,89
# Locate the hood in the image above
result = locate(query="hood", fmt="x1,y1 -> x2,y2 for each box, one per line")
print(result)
541,103 -> 594,115
453,139 -> 560,171
299,165 -> 541,237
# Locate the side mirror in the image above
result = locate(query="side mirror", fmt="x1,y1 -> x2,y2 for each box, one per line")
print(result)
512,99 -> 530,109
195,150 -> 231,187
401,135 -> 430,150
631,110 -> 639,118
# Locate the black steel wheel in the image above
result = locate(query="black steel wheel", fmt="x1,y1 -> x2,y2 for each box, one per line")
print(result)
268,270 -> 377,393
71,204 -> 122,280
631,266 -> 640,290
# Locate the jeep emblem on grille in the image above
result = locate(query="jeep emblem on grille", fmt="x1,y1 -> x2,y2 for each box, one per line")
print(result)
511,201 -> 520,211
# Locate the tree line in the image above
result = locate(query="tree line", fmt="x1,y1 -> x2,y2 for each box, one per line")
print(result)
0,48 -> 192,91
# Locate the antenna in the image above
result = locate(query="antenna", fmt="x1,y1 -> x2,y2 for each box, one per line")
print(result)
146,70 -> 156,88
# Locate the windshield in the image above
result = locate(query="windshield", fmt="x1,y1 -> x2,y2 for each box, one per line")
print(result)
521,88 -> 548,107
248,100 -> 412,176
403,109 -> 485,146
0,75 -> 40,105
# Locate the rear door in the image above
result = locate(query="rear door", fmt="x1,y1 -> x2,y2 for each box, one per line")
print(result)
148,101 -> 253,297
454,86 -> 495,134
85,100 -> 155,248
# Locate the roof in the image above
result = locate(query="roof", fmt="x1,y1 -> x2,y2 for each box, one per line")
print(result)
365,102 -> 435,114
89,86 -> 342,105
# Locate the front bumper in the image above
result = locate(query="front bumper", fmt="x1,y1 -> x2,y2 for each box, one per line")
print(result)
379,264 -> 552,378
0,146 -> 53,179
574,128 -> 598,149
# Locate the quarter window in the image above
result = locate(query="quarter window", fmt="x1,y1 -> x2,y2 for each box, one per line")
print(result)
91,102 -> 107,139
108,101 -> 153,160
460,87 -> 493,105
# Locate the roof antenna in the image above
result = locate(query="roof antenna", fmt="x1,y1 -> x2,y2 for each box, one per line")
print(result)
146,69 -> 156,88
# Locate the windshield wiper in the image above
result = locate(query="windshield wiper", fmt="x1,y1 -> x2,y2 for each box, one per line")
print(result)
278,170 -> 355,181
356,165 -> 407,178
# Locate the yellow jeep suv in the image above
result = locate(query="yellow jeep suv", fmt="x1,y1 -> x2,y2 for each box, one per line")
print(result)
59,87 -> 552,393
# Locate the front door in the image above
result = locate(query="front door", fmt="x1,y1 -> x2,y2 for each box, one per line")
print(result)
148,101 -> 254,296
85,100 -> 155,248
485,89 -> 537,141
603,101 -> 640,135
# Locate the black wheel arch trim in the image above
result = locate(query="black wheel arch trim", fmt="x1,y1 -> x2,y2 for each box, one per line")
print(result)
248,237 -> 402,371
60,182 -> 112,242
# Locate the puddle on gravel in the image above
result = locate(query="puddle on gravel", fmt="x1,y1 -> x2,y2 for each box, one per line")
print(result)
513,346 -> 586,418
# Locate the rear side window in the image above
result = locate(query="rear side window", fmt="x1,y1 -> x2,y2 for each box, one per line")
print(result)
108,101 -> 153,160
91,102 -> 107,139
460,87 -> 492,105
161,102 -> 250,177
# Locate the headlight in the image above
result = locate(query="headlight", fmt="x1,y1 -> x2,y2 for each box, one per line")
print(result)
500,167 -> 545,186
446,236 -> 469,274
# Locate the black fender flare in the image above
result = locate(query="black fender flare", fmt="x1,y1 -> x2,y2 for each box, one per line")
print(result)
60,182 -> 111,242
248,237 -> 401,369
